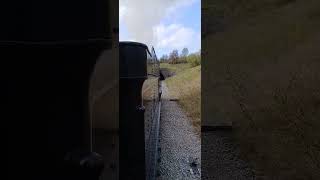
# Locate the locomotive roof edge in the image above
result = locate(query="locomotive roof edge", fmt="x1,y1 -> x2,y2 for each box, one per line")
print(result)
119,41 -> 153,55
119,41 -> 148,48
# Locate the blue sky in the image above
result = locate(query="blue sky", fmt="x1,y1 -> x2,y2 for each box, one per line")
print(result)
120,0 -> 200,57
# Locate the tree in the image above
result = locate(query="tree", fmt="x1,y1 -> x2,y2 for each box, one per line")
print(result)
163,54 -> 169,62
160,55 -> 166,62
160,54 -> 169,63
180,48 -> 189,63
181,48 -> 189,57
163,54 -> 169,61
169,50 -> 179,64
187,52 -> 201,67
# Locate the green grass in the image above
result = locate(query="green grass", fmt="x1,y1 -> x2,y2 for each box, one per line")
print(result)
203,0 -> 320,179
165,65 -> 201,133
160,63 -> 191,74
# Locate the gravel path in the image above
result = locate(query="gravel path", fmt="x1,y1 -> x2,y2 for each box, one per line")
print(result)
157,82 -> 201,180
158,82 -> 256,180
202,131 -> 256,180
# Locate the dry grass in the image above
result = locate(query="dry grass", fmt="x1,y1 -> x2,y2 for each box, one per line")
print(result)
203,0 -> 320,179
165,65 -> 201,133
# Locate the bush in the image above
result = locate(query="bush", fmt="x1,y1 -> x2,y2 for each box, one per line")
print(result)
187,54 -> 201,67
168,57 -> 188,64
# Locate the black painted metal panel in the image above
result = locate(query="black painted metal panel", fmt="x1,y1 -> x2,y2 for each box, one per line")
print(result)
5,40 -> 111,179
1,0 -> 111,41
3,1 -> 113,178
119,42 -> 148,78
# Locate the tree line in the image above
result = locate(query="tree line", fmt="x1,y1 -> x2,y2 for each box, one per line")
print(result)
159,48 -> 201,67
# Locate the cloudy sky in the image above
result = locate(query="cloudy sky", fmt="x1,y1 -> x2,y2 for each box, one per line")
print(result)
119,0 -> 201,57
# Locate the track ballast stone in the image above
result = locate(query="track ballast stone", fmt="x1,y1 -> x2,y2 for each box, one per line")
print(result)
157,82 -> 201,180
158,82 -> 257,180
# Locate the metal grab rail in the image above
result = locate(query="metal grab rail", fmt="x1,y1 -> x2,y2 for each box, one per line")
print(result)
145,100 -> 161,180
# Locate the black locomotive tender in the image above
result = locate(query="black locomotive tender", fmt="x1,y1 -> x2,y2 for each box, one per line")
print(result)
5,0 -> 162,179
120,41 -> 162,180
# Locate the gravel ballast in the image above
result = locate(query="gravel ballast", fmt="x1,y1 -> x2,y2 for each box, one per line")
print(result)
157,82 -> 201,180
158,81 -> 256,180
202,131 -> 256,180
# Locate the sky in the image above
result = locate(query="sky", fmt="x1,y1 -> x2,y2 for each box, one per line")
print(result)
119,0 -> 201,57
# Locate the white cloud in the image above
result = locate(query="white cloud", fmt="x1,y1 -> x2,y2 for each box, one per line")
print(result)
154,24 -> 200,54
166,0 -> 197,16
119,0 -> 200,56
119,0 -> 197,45
119,6 -> 127,24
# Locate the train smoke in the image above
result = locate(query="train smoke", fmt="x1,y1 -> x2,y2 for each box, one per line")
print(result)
120,0 -> 195,47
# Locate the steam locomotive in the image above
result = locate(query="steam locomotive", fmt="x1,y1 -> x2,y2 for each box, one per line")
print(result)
5,0 -> 161,179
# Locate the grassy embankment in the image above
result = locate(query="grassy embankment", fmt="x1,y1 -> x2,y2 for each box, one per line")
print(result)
160,63 -> 201,133
203,0 -> 320,179
160,63 -> 192,74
